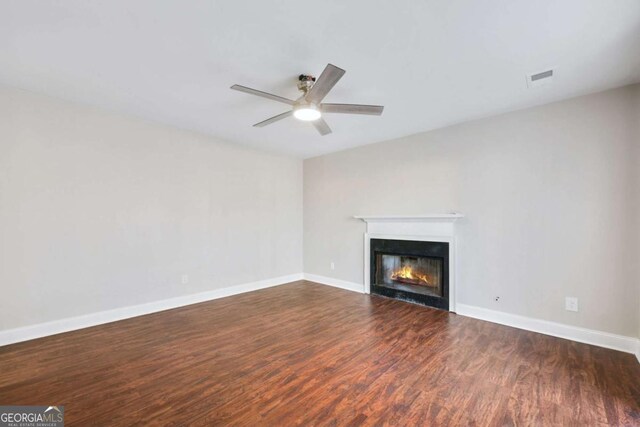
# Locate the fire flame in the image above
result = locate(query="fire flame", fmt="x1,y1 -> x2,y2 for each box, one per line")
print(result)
390,265 -> 431,285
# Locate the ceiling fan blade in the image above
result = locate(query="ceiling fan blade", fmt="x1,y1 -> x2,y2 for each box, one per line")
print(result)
305,64 -> 346,104
253,111 -> 293,127
231,84 -> 295,105
312,118 -> 332,136
321,103 -> 384,115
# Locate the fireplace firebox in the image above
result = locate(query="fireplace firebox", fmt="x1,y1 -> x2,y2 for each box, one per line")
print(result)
370,238 -> 449,310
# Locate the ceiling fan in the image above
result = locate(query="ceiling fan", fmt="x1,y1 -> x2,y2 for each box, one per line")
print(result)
230,63 -> 384,136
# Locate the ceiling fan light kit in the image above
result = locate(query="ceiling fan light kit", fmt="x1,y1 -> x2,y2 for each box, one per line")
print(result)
230,63 -> 384,135
293,103 -> 321,121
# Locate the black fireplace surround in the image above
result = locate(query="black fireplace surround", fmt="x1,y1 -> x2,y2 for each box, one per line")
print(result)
370,238 -> 449,310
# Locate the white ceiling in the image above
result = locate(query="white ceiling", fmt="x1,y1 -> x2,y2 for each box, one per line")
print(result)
1,1 -> 639,158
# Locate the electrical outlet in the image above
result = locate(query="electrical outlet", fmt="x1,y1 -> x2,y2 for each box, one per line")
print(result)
330,262 -> 335,270
494,296 -> 500,302
181,274 -> 189,285
565,297 -> 578,312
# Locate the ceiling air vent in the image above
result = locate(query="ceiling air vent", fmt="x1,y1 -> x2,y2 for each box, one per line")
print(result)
526,68 -> 554,88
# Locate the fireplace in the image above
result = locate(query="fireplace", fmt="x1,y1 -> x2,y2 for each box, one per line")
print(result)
370,238 -> 449,310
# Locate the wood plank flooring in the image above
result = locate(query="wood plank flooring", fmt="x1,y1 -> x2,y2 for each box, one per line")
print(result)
1,281 -> 639,426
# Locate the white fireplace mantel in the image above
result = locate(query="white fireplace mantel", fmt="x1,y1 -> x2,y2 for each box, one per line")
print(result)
357,213 -> 463,312
354,213 -> 464,222
355,213 -> 463,237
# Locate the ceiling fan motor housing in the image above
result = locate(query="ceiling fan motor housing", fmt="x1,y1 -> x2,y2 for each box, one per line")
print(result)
297,74 -> 316,93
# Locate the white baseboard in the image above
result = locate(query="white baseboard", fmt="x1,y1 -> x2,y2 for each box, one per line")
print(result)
456,303 -> 640,356
303,273 -> 365,294
0,273 -> 304,347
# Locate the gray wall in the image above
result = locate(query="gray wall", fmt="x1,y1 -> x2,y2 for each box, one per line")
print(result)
304,85 -> 640,337
635,85 -> 640,341
2,83 -> 638,339
0,85 -> 303,331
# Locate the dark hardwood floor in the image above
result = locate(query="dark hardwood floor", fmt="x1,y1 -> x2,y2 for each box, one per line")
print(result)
1,281 -> 639,426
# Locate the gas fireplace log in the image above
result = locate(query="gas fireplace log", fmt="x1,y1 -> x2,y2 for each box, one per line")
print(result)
391,277 -> 438,288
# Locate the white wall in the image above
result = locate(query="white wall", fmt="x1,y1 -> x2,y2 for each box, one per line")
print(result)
0,85 -> 303,331
304,85 -> 640,338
